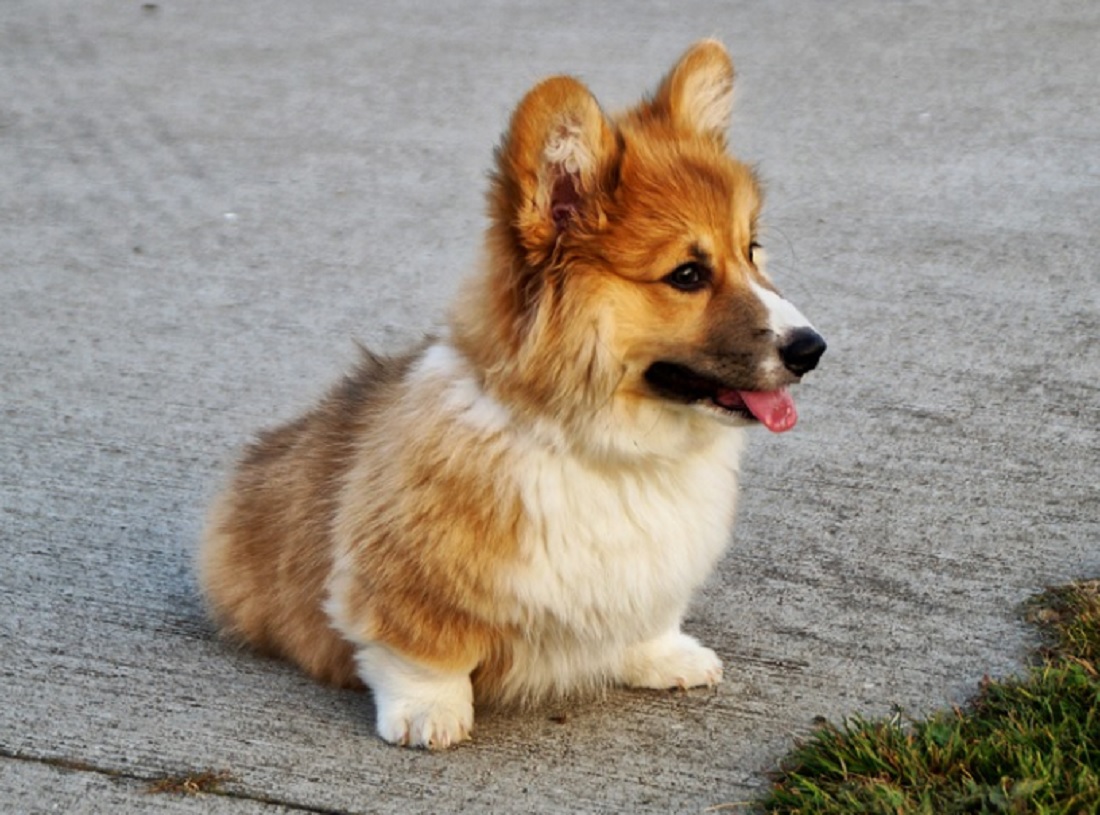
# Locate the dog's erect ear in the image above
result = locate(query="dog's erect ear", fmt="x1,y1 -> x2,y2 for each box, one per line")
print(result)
491,76 -> 617,266
647,39 -> 735,143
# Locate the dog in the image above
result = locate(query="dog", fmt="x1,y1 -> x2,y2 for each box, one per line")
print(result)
198,39 -> 825,749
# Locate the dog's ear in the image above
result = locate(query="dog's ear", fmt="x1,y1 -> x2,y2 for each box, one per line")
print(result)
491,76 -> 618,267
646,39 -> 735,144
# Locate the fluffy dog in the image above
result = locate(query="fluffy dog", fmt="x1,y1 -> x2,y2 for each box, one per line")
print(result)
199,39 -> 825,749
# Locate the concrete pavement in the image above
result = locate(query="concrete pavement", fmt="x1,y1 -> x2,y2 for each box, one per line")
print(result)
1,1 -> 1098,812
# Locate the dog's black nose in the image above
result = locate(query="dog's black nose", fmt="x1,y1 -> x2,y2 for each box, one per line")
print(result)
779,328 -> 826,376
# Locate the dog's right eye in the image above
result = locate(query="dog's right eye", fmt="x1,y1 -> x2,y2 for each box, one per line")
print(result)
664,263 -> 710,292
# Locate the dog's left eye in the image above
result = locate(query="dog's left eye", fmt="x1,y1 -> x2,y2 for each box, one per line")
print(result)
664,262 -> 710,292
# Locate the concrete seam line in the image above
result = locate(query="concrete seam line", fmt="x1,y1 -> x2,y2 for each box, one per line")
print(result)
0,747 -> 351,815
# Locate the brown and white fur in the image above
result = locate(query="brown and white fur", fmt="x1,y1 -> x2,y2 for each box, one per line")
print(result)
199,40 -> 825,749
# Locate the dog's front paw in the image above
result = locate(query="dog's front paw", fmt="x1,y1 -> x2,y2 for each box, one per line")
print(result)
355,644 -> 475,750
375,695 -> 474,750
620,630 -> 723,690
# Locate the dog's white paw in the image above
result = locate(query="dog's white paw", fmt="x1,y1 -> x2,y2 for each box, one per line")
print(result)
375,695 -> 474,750
355,643 -> 475,750
620,630 -> 723,690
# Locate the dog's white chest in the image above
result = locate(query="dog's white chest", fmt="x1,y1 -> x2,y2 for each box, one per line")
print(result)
496,430 -> 743,694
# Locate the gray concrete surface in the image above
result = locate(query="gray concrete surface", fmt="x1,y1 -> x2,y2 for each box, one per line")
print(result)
1,1 -> 1097,812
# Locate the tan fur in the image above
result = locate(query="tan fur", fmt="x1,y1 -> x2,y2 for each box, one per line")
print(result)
327,381 -> 524,683
198,41 -> 813,735
199,351 -> 421,688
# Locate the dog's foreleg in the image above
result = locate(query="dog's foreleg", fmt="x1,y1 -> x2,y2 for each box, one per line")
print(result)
619,629 -> 723,690
355,643 -> 475,749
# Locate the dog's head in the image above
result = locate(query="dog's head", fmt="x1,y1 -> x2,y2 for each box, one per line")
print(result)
454,40 -> 824,448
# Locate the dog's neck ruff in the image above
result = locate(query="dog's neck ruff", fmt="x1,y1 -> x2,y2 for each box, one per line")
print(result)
412,340 -> 743,465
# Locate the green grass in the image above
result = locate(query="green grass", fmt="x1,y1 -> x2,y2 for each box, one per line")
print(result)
758,580 -> 1100,814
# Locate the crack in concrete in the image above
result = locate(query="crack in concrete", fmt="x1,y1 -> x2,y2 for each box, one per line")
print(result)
0,747 -> 351,815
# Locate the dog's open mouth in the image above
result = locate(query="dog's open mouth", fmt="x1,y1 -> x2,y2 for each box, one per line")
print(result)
644,362 -> 798,433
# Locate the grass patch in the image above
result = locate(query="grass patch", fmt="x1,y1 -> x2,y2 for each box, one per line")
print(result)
759,580 -> 1100,814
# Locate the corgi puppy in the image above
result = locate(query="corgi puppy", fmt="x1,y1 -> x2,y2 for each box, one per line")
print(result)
199,39 -> 825,749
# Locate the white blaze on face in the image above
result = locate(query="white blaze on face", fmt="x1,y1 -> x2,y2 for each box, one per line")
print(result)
749,280 -> 814,338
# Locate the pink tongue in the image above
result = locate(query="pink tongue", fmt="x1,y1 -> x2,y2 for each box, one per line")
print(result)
735,388 -> 798,433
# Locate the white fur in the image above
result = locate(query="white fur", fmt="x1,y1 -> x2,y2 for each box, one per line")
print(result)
681,69 -> 733,137
494,421 -> 739,701
620,629 -> 723,689
544,121 -> 595,178
751,279 -> 814,336
355,643 -> 475,749
415,343 -> 511,434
